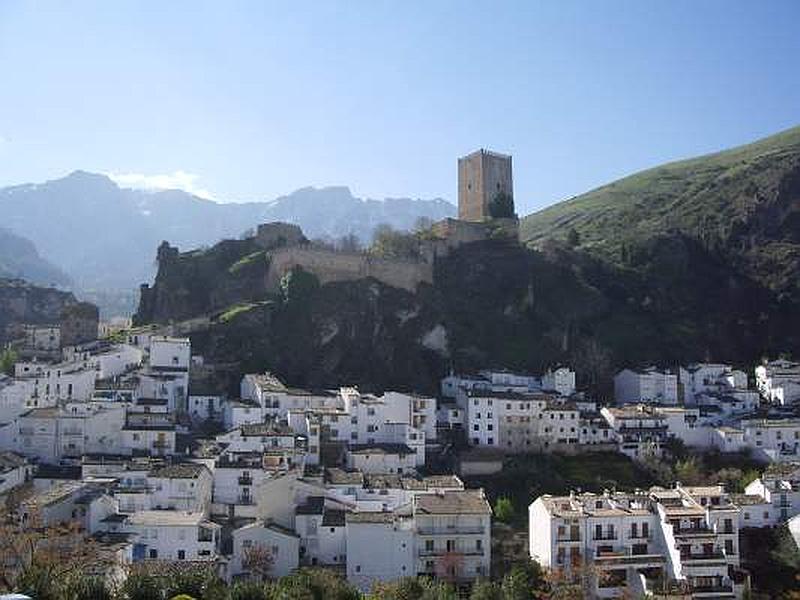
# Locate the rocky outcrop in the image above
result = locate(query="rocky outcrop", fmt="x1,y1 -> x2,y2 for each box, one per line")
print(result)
0,279 -> 78,343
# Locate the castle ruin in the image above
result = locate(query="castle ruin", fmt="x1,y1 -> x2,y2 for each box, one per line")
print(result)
264,149 -> 518,293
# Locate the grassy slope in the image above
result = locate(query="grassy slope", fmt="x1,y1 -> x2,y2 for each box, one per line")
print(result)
520,126 -> 800,272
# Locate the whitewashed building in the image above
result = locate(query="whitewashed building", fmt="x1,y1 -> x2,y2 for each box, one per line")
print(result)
756,359 -> 800,405
614,368 -> 678,405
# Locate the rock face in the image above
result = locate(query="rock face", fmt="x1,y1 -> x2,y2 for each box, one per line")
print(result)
0,279 -> 78,344
134,226 -> 799,397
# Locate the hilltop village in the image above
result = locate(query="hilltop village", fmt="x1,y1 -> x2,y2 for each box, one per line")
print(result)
1,151 -> 800,598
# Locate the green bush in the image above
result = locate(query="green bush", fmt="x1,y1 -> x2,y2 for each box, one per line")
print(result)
494,496 -> 515,523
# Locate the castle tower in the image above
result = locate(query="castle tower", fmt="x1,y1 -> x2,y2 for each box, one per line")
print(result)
458,149 -> 514,222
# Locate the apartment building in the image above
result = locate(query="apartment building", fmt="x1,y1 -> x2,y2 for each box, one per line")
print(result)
601,406 -> 669,461
529,484 -> 745,598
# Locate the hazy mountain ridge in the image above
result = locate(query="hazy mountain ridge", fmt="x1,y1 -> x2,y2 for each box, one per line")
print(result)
0,227 -> 71,286
0,172 -> 455,291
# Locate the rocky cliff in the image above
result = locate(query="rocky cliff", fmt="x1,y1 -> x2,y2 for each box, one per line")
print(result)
0,279 -> 79,343
134,230 -> 796,397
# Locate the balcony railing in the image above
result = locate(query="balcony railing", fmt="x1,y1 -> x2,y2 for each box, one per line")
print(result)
419,548 -> 485,557
152,440 -> 170,448
556,534 -> 581,542
592,533 -> 618,541
673,526 -> 713,536
238,476 -> 253,486
237,496 -> 255,505
681,550 -> 726,564
417,526 -> 485,535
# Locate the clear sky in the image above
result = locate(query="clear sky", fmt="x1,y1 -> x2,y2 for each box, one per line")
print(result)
1,1 -> 798,214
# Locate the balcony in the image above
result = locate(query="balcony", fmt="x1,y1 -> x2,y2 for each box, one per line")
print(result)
692,584 -> 734,597
681,550 -> 726,565
152,440 -> 170,448
417,526 -> 486,536
238,475 -> 253,486
419,547 -> 485,557
237,496 -> 255,505
62,429 -> 83,437
592,533 -> 618,541
556,534 -> 581,543
673,526 -> 713,537
594,549 -> 665,567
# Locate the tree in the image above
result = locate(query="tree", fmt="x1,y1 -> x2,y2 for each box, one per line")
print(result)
370,224 -> 420,259
280,266 -> 320,306
469,579 -> 501,600
566,228 -> 580,247
275,568 -> 360,600
230,580 -> 273,600
494,496 -> 515,524
674,457 -> 704,485
488,192 -> 515,218
242,543 -> 275,581
0,348 -> 16,376
500,560 -> 548,600
0,509 -> 107,599
336,233 -> 361,253
414,216 -> 434,232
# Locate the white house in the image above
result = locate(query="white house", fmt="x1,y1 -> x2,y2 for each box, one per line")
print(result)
0,451 -> 32,496
679,363 -> 748,405
614,368 -> 678,405
230,519 -> 300,579
346,511 -> 415,591
756,359 -> 800,405
601,406 -> 668,461
414,489 -> 492,583
109,510 -> 220,562
346,443 -> 417,475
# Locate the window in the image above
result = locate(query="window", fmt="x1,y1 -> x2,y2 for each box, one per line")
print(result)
149,549 -> 158,559
177,550 -> 186,560
425,539 -> 434,551
487,437 -> 494,445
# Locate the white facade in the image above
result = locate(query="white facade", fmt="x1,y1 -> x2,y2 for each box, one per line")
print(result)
756,359 -> 800,405
614,368 -> 678,405
109,511 -> 220,562
679,363 -> 748,405
230,520 -> 300,578
346,444 -> 417,475
346,513 -> 415,591
530,485 -> 745,598
601,406 -> 668,461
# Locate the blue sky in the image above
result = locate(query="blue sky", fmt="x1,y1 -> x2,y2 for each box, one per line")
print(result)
0,1 -> 798,214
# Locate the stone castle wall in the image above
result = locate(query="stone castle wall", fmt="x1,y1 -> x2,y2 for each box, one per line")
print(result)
266,246 -> 433,293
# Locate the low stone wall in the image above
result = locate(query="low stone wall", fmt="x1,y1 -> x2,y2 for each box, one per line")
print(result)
265,246 -> 433,293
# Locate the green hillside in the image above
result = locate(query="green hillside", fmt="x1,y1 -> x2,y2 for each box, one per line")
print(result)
521,126 -> 800,294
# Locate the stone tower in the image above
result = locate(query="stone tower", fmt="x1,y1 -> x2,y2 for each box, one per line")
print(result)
458,149 -> 513,222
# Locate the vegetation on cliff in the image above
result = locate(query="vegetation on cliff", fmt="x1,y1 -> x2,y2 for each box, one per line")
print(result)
521,125 -> 800,299
134,127 -> 800,394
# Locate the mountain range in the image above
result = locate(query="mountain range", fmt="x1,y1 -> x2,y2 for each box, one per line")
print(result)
0,172 -> 454,293
0,227 -> 71,287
